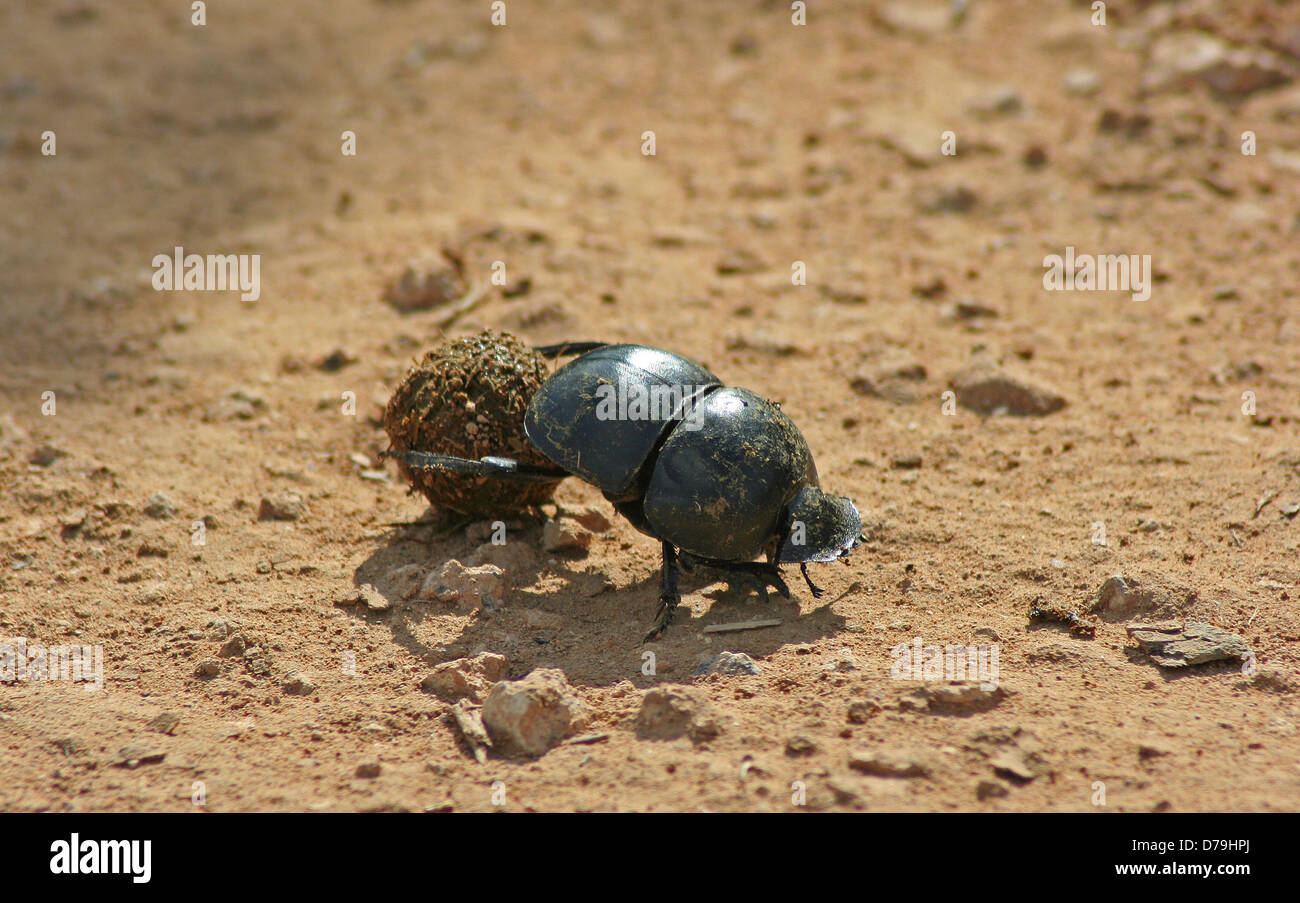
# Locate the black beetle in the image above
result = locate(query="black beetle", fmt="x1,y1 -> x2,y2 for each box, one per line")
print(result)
385,342 -> 862,640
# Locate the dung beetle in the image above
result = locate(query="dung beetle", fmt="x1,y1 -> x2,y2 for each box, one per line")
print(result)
385,342 -> 863,640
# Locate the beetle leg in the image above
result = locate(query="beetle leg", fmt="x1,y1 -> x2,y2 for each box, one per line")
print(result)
643,542 -> 681,642
719,561 -> 790,601
533,341 -> 610,359
734,568 -> 779,603
800,563 -> 825,599
681,554 -> 791,602
381,451 -> 568,483
764,565 -> 793,600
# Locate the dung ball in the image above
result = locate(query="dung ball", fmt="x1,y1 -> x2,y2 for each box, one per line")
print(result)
384,330 -> 558,516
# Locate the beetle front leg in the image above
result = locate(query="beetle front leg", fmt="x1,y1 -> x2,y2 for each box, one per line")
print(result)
643,541 -> 681,642
799,563 -> 824,599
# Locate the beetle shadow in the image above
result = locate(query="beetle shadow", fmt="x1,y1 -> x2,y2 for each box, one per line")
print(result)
347,509 -> 851,687
349,511 -> 655,680
686,578 -> 852,660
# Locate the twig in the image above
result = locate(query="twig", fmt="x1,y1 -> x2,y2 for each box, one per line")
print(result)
447,701 -> 491,764
434,283 -> 488,330
703,618 -> 783,634
1254,490 -> 1278,519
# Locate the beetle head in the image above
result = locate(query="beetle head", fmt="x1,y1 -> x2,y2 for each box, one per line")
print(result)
778,486 -> 862,563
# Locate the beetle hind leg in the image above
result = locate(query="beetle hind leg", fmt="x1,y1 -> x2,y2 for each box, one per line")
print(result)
643,542 -> 681,642
680,553 -> 791,602
533,341 -> 609,359
382,451 -> 568,483
747,563 -> 792,602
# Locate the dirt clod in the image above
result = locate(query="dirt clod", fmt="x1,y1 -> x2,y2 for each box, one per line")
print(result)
418,560 -> 508,609
258,491 -> 306,522
950,364 -> 1067,417
635,687 -> 720,743
421,653 -> 508,703
849,748 -> 933,778
1127,622 -> 1252,669
481,668 -> 587,758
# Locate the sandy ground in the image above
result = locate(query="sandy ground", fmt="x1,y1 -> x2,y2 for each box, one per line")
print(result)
2,0 -> 1300,812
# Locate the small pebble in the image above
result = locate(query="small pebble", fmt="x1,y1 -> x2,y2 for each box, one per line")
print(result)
694,651 -> 761,676
258,491 -> 306,522
143,493 -> 177,519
